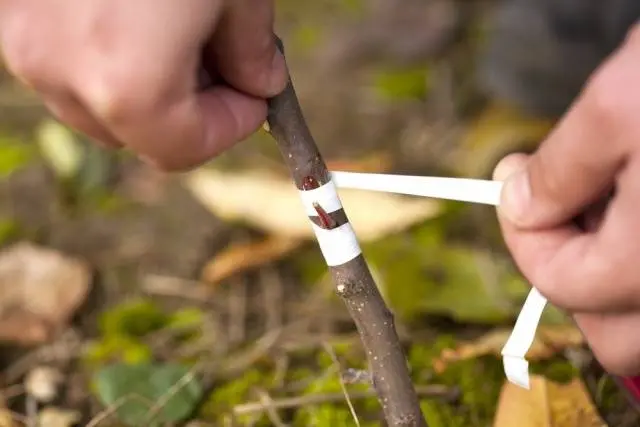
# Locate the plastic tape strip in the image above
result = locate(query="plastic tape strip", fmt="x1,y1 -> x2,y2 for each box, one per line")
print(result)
299,180 -> 362,266
501,287 -> 548,389
299,180 -> 343,216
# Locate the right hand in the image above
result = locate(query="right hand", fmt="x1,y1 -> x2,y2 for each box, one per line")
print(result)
0,0 -> 287,170
493,24 -> 640,376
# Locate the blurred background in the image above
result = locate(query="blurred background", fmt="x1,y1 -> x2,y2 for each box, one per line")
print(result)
0,0 -> 638,426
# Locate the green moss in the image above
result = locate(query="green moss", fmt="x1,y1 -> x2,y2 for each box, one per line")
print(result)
0,219 -> 20,245
99,299 -> 169,338
84,336 -> 153,367
363,221 -> 528,324
529,358 -> 579,383
0,133 -> 35,178
199,369 -> 272,425
372,66 -> 430,101
421,400 -> 467,427
409,337 -> 503,426
294,405 -> 372,427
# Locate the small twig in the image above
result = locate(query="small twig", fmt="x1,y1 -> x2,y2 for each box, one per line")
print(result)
323,343 -> 360,427
143,365 -> 199,425
86,394 -> 155,427
228,276 -> 248,346
255,388 -> 288,427
216,326 -> 286,378
273,353 -> 290,389
266,36 -> 427,426
233,385 -> 458,416
142,274 -> 213,301
260,267 -> 284,332
0,383 -> 25,400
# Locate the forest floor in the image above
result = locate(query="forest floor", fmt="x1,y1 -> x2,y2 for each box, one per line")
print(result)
0,1 -> 638,426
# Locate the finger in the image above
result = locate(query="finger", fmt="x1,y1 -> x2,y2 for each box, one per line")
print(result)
497,52 -> 632,229
494,154 -> 607,312
497,169 -> 640,312
42,90 -> 123,149
85,77 -> 266,171
206,0 -> 287,97
575,311 -> 640,376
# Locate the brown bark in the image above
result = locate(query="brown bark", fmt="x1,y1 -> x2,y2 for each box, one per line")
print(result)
265,37 -> 427,427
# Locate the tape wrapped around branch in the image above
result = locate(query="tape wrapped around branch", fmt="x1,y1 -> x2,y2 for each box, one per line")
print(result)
298,180 -> 362,267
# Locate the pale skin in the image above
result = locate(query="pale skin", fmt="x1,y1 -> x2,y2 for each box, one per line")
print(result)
1,2 -> 639,375
0,0 -> 288,170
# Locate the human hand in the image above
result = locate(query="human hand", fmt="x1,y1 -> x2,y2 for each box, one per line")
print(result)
493,24 -> 640,376
0,0 -> 287,170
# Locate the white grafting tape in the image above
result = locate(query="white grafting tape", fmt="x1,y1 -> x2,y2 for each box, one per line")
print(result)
503,356 -> 530,389
331,171 -> 503,206
298,180 -> 362,266
501,287 -> 548,389
299,179 -> 343,216
310,222 -> 362,266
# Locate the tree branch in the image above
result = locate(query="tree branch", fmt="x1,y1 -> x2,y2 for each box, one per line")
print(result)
265,37 -> 427,427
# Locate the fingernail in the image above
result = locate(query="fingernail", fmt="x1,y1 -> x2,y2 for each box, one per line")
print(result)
267,50 -> 288,95
499,169 -> 532,225
492,155 -> 531,225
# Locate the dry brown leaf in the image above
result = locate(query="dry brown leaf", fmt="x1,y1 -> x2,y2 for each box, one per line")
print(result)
38,407 -> 82,427
201,236 -> 303,284
0,242 -> 91,346
0,411 -> 13,427
0,400 -> 14,427
184,168 -> 441,242
493,375 -> 607,427
433,325 -> 585,373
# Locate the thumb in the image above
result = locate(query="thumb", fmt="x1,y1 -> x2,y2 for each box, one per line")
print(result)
494,95 -> 624,228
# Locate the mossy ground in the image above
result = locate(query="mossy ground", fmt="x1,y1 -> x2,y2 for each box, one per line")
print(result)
0,0 -> 638,426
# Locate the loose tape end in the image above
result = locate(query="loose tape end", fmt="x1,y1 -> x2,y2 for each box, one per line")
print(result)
503,356 -> 530,389
501,287 -> 548,389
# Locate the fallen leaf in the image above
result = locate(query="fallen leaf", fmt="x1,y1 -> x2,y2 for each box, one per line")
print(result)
38,407 -> 82,427
0,400 -> 14,427
365,223 -> 530,324
0,412 -> 13,427
433,325 -> 585,373
201,235 -> 303,284
493,375 -> 607,427
183,168 -> 441,242
451,102 -> 554,178
0,242 -> 91,345
94,363 -> 202,427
